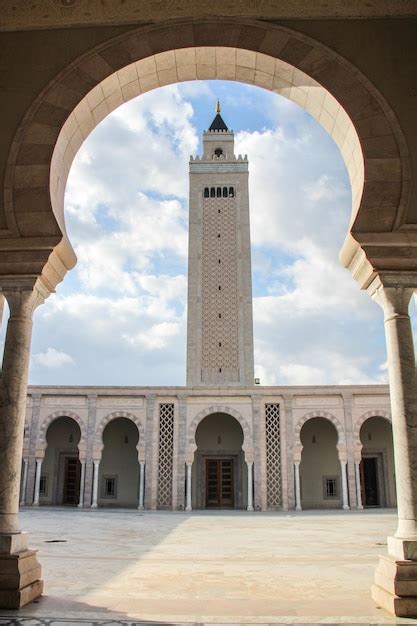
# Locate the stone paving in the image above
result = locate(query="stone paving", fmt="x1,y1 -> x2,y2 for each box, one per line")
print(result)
0,508 -> 415,625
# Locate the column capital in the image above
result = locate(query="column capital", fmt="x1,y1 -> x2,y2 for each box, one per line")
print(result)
2,278 -> 50,319
368,275 -> 415,319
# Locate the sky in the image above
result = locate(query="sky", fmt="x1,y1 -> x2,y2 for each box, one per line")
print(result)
2,79 -> 402,387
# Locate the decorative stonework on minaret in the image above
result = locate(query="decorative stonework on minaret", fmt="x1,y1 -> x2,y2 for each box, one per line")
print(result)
186,103 -> 254,386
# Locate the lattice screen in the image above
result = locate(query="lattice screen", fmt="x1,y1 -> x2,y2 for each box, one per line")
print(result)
157,403 -> 174,509
265,403 -> 282,508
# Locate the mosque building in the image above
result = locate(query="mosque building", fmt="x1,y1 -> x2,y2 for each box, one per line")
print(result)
20,105 -> 395,513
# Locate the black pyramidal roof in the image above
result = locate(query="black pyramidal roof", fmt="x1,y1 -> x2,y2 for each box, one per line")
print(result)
209,112 -> 229,131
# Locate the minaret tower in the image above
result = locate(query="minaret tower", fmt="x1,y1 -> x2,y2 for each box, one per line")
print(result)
186,102 -> 254,387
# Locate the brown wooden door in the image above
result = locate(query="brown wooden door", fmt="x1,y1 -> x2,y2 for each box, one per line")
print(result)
205,459 -> 234,508
63,457 -> 81,505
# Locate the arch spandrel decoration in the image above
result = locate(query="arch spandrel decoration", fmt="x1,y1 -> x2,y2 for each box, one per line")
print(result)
37,410 -> 87,459
353,409 -> 392,450
93,410 -> 146,462
186,405 -> 253,463
293,410 -> 346,461
4,18 -> 410,295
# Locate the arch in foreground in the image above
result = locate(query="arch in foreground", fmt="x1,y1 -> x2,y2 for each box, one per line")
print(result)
3,18 -> 410,295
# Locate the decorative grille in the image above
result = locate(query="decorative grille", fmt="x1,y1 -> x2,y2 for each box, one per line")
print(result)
265,403 -> 282,508
157,403 -> 174,509
201,194 -> 239,379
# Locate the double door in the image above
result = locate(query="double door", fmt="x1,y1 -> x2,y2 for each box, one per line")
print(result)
63,456 -> 81,505
206,458 -> 234,508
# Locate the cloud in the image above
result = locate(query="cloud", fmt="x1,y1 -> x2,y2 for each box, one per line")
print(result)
32,348 -> 74,368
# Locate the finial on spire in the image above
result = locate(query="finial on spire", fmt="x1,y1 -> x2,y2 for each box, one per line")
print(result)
215,99 -> 221,113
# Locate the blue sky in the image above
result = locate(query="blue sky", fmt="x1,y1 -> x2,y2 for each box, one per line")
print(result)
3,79 -> 398,386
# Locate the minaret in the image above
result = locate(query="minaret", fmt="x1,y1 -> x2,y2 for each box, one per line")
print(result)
186,102 -> 254,387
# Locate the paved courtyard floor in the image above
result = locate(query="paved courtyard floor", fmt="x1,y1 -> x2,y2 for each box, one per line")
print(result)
0,508 -> 416,625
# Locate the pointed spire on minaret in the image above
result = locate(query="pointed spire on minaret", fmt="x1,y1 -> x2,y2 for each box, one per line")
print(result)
209,101 -> 229,131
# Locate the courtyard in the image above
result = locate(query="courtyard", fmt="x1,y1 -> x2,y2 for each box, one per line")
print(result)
0,508 -> 415,624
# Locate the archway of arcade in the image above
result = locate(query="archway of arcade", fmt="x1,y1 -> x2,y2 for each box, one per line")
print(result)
96,417 -> 141,508
0,17 -> 416,617
193,412 -> 246,510
299,416 -> 346,510
359,416 -> 396,509
36,416 -> 81,507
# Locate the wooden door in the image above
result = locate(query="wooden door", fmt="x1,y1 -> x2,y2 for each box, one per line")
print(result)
63,457 -> 81,505
205,459 -> 234,508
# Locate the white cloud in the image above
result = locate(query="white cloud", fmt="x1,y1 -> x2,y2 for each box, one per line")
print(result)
32,348 -> 74,368
125,321 -> 181,350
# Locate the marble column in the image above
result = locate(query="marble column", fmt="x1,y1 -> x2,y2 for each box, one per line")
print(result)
370,280 -> 417,616
355,461 -> 364,510
294,462 -> 302,511
246,461 -> 254,511
138,462 -> 145,510
91,460 -> 100,508
340,460 -> 350,510
19,459 -> 28,506
78,460 -> 86,508
0,285 -> 45,533
32,459 -> 43,507
185,462 -> 192,511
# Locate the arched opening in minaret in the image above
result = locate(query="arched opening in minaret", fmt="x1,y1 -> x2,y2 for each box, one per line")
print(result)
193,413 -> 246,509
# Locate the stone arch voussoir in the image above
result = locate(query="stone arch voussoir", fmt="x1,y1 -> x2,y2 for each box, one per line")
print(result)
37,410 -> 87,459
93,411 -> 146,462
294,410 -> 346,454
354,409 -> 392,448
186,405 -> 253,463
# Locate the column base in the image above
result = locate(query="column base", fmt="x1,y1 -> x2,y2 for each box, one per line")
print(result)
372,550 -> 417,617
295,506 -> 302,511
342,505 -> 350,510
185,506 -> 192,512
91,504 -> 98,509
0,533 -> 43,609
247,505 -> 254,512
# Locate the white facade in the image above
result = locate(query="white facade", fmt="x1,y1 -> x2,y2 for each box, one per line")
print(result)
21,384 -> 396,512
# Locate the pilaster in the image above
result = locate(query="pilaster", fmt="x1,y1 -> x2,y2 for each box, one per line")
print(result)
283,394 -> 296,510
83,394 -> 97,507
252,396 -> 265,511
342,392 -> 357,508
144,394 -> 157,510
176,394 -> 188,510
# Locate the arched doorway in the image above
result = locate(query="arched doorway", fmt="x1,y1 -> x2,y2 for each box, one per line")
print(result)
97,417 -> 140,508
359,416 -> 396,508
193,412 -> 246,509
299,417 -> 343,509
39,416 -> 81,506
